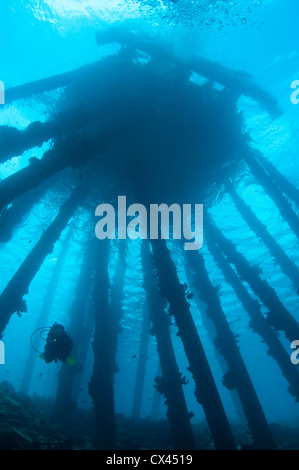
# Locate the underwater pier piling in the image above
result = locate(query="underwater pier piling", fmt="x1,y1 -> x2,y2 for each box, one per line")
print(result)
55,242 -> 94,421
256,154 -> 299,208
20,231 -> 71,395
205,212 -> 299,342
131,302 -> 151,421
185,250 -> 276,449
0,177 -> 52,243
0,184 -> 87,337
150,363 -> 162,422
184,257 -> 246,425
142,240 -> 196,450
0,105 -> 103,165
205,230 -> 299,402
150,239 -> 236,450
71,299 -> 95,403
89,238 -> 116,449
226,179 -> 299,291
190,57 -> 280,117
244,151 -> 299,240
109,242 -> 127,390
0,135 -> 96,211
4,59 -> 110,105
0,122 -> 56,164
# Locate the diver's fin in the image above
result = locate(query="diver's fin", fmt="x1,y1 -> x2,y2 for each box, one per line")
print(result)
39,354 -> 45,361
66,356 -> 76,366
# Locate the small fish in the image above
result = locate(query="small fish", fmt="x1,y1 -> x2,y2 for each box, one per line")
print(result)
131,355 -> 137,359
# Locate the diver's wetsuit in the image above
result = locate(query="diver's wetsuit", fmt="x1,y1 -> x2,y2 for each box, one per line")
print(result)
43,323 -> 73,363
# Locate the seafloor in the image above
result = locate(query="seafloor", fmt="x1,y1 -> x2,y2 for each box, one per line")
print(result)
0,380 -> 298,450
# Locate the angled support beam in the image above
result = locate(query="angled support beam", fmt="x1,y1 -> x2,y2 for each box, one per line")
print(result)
256,154 -> 299,209
5,59 -> 107,105
244,151 -> 299,240
151,238 -> 236,450
96,29 -> 280,117
0,126 -> 113,211
206,231 -> 299,403
186,250 -> 276,449
226,179 -> 299,291
205,212 -> 299,342
0,184 -> 87,337
142,240 -> 196,450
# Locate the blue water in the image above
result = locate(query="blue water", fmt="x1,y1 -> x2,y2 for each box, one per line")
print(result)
0,0 -> 298,450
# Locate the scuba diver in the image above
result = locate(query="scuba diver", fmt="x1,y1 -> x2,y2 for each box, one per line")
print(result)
37,323 -> 75,366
